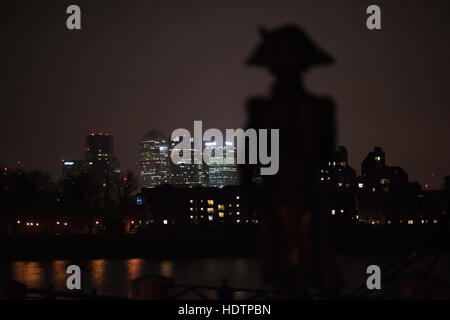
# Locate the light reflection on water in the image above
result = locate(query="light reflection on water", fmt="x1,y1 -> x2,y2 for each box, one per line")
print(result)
3,258 -> 265,298
5,255 -> 447,299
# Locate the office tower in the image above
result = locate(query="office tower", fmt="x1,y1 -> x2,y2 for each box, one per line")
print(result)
139,129 -> 169,188
168,137 -> 206,187
206,141 -> 239,188
85,133 -> 120,176
61,132 -> 121,181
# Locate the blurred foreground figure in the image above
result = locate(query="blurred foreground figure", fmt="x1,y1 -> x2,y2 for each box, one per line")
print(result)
243,25 -> 338,296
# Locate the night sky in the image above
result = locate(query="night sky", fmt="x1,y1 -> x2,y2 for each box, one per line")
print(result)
1,0 -> 449,188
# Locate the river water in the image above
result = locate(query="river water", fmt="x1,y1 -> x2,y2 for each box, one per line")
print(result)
1,254 -> 449,299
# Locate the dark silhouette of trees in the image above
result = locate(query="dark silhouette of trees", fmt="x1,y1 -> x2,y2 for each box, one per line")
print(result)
0,168 -> 58,221
58,171 -> 137,217
0,167 -> 138,224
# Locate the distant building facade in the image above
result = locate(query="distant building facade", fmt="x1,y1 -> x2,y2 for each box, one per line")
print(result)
62,133 -> 121,181
205,141 -> 239,188
138,185 -> 257,227
139,129 -> 169,188
168,137 -> 206,187
138,129 -> 240,190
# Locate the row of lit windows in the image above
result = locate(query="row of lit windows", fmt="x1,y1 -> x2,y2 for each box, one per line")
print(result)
359,219 -> 439,225
16,220 -> 69,227
188,215 -> 258,224
190,211 -> 240,217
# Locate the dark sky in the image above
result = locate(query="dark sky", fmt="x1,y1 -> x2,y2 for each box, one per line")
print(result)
1,0 -> 449,188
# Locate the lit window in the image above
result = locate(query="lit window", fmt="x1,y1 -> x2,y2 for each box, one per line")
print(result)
190,215 -> 194,219
207,208 -> 214,213
190,207 -> 194,211
375,156 -> 381,161
372,188 -> 376,192
331,210 -> 335,215
163,220 -> 168,225
337,182 -> 343,187
433,219 -> 438,224
17,220 -> 20,224
208,215 -> 213,221
200,207 -> 204,211
236,196 -> 240,200
380,178 -> 390,184
207,200 -> 214,206
236,219 -> 240,223
190,200 -> 193,203
355,215 -> 359,220
218,212 -> 224,218
236,204 -> 239,208
218,204 -> 225,210
340,209 -> 344,213
236,212 -> 240,215
358,183 -> 364,188
408,220 -> 414,225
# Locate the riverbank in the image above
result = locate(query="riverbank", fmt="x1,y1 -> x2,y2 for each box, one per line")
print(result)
1,224 -> 449,260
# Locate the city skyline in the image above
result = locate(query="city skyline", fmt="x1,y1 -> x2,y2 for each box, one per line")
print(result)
1,1 -> 450,302
3,126 -> 450,190
1,0 -> 449,187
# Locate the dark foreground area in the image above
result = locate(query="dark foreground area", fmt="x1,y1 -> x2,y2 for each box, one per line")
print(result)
1,224 -> 449,260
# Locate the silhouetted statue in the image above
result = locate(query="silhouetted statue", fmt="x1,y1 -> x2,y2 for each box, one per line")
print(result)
243,25 -> 338,296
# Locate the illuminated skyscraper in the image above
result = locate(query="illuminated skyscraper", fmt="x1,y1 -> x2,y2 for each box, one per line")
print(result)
168,137 -> 207,187
139,129 -> 170,188
205,141 -> 239,188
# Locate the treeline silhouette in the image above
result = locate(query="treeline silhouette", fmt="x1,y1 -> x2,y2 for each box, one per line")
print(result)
0,168 -> 138,222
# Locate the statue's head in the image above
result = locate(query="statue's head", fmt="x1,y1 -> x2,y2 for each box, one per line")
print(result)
247,25 -> 333,74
